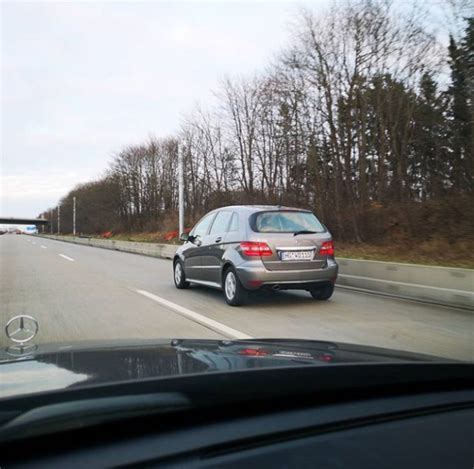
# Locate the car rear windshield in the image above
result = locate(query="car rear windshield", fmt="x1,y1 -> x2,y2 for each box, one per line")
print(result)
252,211 -> 325,233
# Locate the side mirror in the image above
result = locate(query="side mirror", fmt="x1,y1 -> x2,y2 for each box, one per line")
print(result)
179,233 -> 189,242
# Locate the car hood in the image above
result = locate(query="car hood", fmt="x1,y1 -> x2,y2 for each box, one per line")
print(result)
0,338 -> 445,399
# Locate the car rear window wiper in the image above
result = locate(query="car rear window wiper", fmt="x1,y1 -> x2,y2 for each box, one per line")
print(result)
293,230 -> 318,236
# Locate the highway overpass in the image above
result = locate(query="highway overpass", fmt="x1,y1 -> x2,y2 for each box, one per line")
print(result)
0,217 -> 49,225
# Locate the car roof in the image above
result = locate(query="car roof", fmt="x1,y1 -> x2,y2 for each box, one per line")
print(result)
215,205 -> 311,214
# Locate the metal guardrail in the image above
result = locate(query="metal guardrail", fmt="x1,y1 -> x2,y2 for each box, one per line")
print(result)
37,234 -> 473,310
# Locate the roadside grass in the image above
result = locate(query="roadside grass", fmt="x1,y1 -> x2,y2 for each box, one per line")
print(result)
110,231 -> 178,244
336,239 -> 474,269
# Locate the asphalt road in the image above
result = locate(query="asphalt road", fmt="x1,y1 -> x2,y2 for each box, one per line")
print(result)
1,234 -> 472,360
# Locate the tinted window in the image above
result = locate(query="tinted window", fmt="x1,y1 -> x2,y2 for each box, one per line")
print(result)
209,211 -> 233,235
193,214 -> 215,238
253,211 -> 325,233
228,212 -> 239,232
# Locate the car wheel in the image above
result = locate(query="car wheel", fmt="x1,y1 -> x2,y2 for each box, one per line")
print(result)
310,284 -> 334,300
223,267 -> 246,306
173,260 -> 189,289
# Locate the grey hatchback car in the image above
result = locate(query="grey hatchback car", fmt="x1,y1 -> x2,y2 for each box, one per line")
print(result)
173,205 -> 338,306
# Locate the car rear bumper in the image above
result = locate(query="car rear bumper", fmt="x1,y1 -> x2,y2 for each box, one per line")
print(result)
236,259 -> 338,291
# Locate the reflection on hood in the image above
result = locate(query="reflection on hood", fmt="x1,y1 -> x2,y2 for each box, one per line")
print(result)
0,338 -> 441,400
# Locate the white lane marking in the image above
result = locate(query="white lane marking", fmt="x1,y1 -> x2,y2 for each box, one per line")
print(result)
135,289 -> 252,340
59,254 -> 75,262
32,242 -> 36,245
40,245 -> 47,249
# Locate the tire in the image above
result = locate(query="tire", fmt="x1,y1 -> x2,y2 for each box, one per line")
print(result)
173,259 -> 190,289
310,283 -> 334,300
223,267 -> 247,306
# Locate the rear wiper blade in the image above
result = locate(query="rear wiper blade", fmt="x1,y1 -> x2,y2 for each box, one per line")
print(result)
293,230 -> 317,236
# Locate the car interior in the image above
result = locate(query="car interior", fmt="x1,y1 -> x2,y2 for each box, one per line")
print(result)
0,362 -> 472,468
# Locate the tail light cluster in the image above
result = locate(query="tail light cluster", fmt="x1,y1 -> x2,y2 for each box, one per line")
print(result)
240,241 -> 334,257
319,240 -> 335,256
240,242 -> 272,257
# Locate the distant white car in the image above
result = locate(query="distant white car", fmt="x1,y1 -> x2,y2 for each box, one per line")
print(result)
22,225 -> 38,235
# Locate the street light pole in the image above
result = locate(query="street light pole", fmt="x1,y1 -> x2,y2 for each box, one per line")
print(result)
73,196 -> 76,236
57,204 -> 61,234
178,145 -> 184,237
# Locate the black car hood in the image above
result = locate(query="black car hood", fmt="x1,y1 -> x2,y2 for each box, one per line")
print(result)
0,338 -> 444,399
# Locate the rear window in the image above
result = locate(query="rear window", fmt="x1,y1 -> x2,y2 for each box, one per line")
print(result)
252,211 -> 325,233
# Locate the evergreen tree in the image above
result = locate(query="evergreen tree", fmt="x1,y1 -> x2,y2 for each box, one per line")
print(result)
411,73 -> 449,199
447,19 -> 473,191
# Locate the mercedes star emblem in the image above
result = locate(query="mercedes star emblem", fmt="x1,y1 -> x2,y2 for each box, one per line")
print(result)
5,315 -> 39,344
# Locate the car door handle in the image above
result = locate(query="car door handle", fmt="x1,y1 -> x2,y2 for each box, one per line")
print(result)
215,237 -> 222,243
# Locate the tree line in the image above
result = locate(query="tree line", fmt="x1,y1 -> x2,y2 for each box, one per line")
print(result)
41,1 -> 473,243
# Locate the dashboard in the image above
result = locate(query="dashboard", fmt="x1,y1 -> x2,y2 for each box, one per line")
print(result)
1,389 -> 472,468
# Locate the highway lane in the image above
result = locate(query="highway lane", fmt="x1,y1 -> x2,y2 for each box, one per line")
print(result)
0,234 -> 472,360
0,235 -> 223,346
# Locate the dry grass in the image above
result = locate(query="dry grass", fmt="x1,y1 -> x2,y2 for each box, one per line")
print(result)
111,231 -> 181,245
336,238 -> 474,269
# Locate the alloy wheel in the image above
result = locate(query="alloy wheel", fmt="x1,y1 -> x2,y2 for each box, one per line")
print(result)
225,271 -> 237,300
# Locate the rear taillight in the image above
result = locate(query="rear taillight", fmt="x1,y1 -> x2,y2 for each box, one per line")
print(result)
240,242 -> 273,257
319,240 -> 334,256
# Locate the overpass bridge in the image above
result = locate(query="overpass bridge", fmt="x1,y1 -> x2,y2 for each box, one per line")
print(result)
0,217 -> 49,226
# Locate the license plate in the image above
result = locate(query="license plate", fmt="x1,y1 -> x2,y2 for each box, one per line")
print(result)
280,250 -> 313,261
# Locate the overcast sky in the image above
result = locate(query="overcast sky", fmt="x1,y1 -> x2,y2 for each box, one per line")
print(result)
1,0 -> 463,220
1,0 -> 327,218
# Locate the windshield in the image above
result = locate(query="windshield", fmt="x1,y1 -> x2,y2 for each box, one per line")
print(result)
0,0 -> 472,405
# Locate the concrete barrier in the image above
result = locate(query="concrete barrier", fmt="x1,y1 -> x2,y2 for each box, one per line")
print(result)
336,258 -> 473,310
37,234 -> 473,310
38,234 -> 177,260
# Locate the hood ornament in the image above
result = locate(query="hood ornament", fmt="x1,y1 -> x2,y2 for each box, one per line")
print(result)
5,315 -> 39,344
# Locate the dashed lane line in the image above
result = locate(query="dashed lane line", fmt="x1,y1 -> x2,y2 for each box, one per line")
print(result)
59,254 -> 75,262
